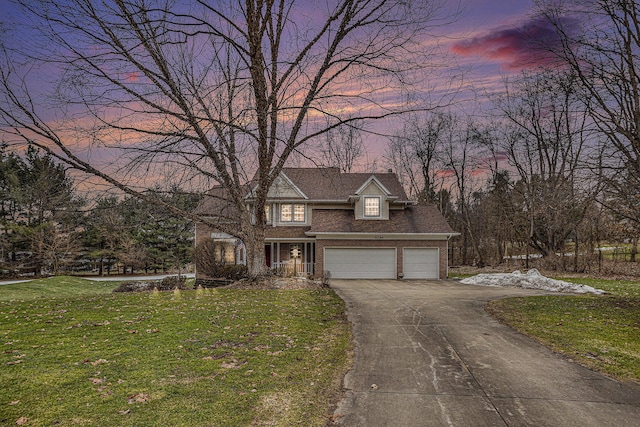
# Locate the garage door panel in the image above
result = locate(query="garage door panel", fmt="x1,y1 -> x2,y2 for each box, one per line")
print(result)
325,248 -> 396,279
403,248 -> 439,279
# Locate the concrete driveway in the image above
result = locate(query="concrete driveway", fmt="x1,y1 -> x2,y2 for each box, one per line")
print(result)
330,279 -> 640,426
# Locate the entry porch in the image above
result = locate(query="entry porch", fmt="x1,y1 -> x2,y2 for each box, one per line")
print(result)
265,241 -> 315,276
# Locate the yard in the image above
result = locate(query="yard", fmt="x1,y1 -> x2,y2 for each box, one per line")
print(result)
0,277 -> 352,426
2,274 -> 639,426
486,277 -> 640,383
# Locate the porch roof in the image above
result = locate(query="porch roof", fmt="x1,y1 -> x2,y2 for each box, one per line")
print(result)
307,205 -> 456,235
265,226 -> 311,239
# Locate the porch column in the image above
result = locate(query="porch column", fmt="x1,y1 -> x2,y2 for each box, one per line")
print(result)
303,242 -> 308,274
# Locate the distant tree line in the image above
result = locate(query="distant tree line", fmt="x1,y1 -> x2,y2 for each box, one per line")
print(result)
299,1 -> 639,276
0,146 -> 198,278
0,0 -> 636,278
386,66 -> 639,274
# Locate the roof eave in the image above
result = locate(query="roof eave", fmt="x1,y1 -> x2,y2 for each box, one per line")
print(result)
305,232 -> 459,240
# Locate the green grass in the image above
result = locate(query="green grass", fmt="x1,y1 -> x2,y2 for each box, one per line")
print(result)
0,276 -> 119,301
0,284 -> 351,426
486,277 -> 640,382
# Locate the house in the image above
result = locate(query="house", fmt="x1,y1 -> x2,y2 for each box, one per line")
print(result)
194,167 -> 458,280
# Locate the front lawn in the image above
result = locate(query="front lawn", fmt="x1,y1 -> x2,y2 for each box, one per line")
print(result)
0,276 -> 119,301
486,277 -> 640,382
0,283 -> 351,426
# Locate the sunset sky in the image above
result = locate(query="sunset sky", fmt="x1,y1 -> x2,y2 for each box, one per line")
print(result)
0,0 -> 560,173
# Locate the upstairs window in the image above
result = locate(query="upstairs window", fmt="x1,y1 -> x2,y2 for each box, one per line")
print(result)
364,196 -> 381,217
280,204 -> 292,222
294,204 -> 305,222
265,205 -> 271,223
280,204 -> 305,222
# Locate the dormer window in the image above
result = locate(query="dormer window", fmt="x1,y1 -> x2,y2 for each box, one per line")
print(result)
364,196 -> 381,217
280,203 -> 306,223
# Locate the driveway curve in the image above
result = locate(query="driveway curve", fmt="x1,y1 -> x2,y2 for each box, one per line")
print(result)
330,279 -> 640,427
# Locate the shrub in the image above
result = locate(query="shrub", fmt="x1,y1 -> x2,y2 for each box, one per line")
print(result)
113,281 -> 157,293
194,239 -> 248,281
216,264 -> 248,280
322,270 -> 331,287
112,276 -> 189,293
159,275 -> 188,290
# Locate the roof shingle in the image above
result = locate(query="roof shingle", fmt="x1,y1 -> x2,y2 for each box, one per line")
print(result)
308,205 -> 455,235
280,167 -> 409,201
196,167 -> 413,216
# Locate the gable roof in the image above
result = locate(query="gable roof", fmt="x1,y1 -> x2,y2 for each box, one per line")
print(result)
193,185 -> 241,219
249,170 -> 309,200
354,175 -> 392,196
195,167 -> 413,217
280,167 -> 410,201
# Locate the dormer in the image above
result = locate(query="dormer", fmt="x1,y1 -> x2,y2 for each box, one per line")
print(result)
352,175 -> 394,220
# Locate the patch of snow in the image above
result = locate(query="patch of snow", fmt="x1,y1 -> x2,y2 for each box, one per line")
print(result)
460,269 -> 605,295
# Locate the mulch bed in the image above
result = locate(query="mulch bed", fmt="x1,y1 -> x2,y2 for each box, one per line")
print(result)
222,276 -> 328,290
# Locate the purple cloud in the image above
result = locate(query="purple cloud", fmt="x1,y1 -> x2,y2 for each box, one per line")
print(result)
451,15 -> 580,70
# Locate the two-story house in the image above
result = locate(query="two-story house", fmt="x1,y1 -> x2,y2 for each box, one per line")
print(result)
195,167 -> 457,280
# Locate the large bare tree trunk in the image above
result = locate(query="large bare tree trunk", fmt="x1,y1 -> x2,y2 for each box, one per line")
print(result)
0,0 -> 456,281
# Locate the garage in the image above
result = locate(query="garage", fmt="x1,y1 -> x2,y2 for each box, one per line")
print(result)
403,248 -> 439,279
324,247 -> 396,279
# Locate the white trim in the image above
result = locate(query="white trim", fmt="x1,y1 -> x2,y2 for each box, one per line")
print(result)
278,171 -> 309,199
249,171 -> 308,200
363,195 -> 382,218
354,175 -> 392,196
278,202 -> 307,224
265,205 -> 272,224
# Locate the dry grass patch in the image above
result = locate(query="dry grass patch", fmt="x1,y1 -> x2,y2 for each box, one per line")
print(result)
0,285 -> 351,426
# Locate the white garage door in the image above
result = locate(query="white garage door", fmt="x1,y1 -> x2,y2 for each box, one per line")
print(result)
324,248 -> 396,279
403,248 -> 439,279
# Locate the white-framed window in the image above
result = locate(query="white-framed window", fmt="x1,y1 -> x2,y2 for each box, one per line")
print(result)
280,204 -> 305,222
265,205 -> 271,223
280,204 -> 292,222
364,196 -> 381,217
294,204 -> 305,222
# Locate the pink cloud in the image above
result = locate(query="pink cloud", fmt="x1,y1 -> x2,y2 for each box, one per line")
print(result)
435,169 -> 455,179
451,16 -> 579,70
124,72 -> 140,82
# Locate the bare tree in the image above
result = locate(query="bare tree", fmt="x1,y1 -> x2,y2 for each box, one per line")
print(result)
537,0 -> 640,225
319,120 -> 364,173
0,0 -> 454,277
440,117 -> 492,266
496,69 -> 594,262
385,112 -> 449,202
